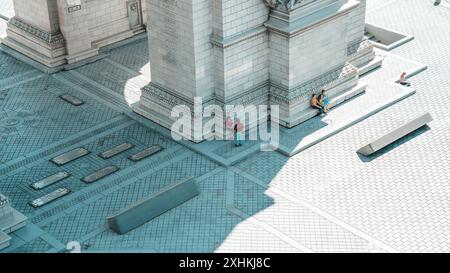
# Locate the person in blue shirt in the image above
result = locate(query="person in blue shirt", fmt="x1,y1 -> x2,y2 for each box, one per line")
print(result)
318,89 -> 330,113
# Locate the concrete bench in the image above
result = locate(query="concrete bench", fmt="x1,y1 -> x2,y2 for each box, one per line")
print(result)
357,113 -> 432,156
107,177 -> 200,235
285,82 -> 367,128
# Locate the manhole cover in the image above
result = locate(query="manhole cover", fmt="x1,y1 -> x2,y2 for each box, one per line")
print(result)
0,117 -> 24,127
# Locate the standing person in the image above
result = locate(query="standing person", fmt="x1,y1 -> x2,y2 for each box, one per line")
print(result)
225,116 -> 234,140
310,94 -> 326,115
234,119 -> 244,147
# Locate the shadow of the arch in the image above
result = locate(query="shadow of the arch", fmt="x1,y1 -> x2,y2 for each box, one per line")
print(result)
46,36 -> 277,253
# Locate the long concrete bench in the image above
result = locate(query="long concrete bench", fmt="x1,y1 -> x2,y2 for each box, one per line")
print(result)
357,113 -> 432,156
107,177 -> 200,235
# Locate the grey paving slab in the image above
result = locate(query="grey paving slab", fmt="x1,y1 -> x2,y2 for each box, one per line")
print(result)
9,237 -> 53,253
81,165 -> 119,184
128,145 -> 162,162
40,153 -> 219,247
0,50 -> 36,83
0,75 -> 121,164
30,188 -> 71,208
59,94 -> 85,107
31,172 -> 71,190
50,148 -> 90,166
99,143 -> 134,159
0,230 -> 10,250
103,37 -> 150,77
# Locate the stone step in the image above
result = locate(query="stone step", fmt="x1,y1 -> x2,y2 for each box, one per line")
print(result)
0,230 -> 11,251
57,71 -> 130,111
358,55 -> 384,76
287,82 -> 368,127
0,207 -> 27,233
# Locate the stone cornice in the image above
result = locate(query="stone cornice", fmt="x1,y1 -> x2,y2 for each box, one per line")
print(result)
210,26 -> 267,49
270,63 -> 357,103
8,17 -> 65,46
262,0 -> 307,12
142,83 -> 215,109
265,0 -> 359,38
347,37 -> 373,57
215,80 -> 270,105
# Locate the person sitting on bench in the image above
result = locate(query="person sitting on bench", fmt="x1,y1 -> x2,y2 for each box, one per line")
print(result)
318,89 -> 330,112
399,72 -> 411,86
311,94 -> 327,115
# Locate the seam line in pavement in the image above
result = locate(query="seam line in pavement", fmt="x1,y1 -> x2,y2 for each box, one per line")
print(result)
230,166 -> 399,253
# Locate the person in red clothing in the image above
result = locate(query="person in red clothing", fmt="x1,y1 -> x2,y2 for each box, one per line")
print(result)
225,115 -> 234,140
399,72 -> 411,86
234,119 -> 244,146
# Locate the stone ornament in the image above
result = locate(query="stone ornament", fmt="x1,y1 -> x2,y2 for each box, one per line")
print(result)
263,0 -> 304,11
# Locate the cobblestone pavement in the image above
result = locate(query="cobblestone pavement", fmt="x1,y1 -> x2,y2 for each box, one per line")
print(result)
1,0 -> 449,253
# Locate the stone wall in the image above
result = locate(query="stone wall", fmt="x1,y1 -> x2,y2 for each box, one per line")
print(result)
5,0 -> 146,69
346,0 -> 366,44
137,0 -> 375,136
212,0 -> 270,104
288,15 -> 349,87
13,0 -> 59,32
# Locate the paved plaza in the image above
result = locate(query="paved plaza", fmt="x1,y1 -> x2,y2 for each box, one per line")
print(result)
0,0 -> 449,253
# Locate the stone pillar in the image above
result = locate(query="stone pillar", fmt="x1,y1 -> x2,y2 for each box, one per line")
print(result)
265,0 -> 365,127
55,0 -> 99,65
345,0 -> 377,70
136,0 -> 375,140
135,0 -> 216,141
3,0 -> 66,67
210,0 -> 270,108
135,0 -> 272,140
